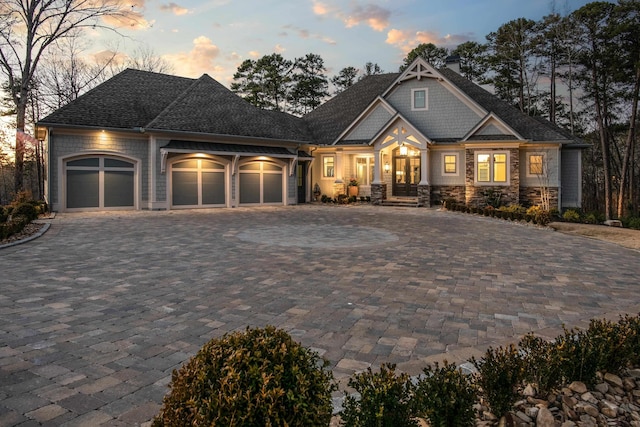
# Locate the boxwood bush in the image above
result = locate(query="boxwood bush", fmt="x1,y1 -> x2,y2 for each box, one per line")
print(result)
152,326 -> 335,427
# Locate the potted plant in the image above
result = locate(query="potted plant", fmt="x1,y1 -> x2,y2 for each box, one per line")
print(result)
313,183 -> 321,201
348,178 -> 358,197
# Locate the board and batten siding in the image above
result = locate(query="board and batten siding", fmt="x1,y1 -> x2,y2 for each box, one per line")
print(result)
385,78 -> 481,140
561,149 -> 581,208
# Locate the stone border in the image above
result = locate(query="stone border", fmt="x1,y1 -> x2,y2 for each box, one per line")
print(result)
0,222 -> 51,250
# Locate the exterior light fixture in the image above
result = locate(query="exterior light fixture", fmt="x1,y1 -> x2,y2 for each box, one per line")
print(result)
399,144 -> 408,156
384,162 -> 390,172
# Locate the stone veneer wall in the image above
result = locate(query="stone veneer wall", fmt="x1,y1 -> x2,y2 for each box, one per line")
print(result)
430,185 -> 466,206
520,186 -> 559,210
417,185 -> 431,206
465,148 -> 520,207
371,183 -> 387,205
333,183 -> 346,198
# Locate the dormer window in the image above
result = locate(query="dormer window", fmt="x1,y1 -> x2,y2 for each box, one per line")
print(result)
412,88 -> 428,111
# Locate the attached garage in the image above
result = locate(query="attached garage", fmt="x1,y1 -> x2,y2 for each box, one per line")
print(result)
239,161 -> 284,205
170,158 -> 227,208
64,156 -> 136,210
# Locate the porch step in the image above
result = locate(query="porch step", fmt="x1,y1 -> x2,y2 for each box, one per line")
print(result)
380,197 -> 423,208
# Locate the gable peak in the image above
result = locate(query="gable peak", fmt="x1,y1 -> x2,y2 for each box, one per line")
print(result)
398,58 -> 443,83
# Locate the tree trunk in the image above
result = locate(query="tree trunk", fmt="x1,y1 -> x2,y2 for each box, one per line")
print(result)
617,67 -> 640,218
14,101 -> 27,194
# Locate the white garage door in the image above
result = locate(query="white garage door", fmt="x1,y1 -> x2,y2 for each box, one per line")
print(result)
66,157 -> 135,210
239,161 -> 283,205
171,159 -> 226,208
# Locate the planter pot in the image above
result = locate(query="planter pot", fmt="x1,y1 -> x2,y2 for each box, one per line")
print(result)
348,186 -> 358,197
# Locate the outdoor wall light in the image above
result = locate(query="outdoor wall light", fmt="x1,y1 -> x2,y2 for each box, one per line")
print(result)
399,145 -> 408,156
384,162 -> 390,172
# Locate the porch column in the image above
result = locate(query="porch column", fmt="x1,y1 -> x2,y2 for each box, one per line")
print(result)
419,147 -> 429,185
335,149 -> 344,183
372,148 -> 382,184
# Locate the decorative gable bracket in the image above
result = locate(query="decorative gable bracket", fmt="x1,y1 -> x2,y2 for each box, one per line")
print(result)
398,61 -> 443,83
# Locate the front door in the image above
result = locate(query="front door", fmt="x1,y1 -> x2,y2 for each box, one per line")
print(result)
297,162 -> 307,203
392,147 -> 420,197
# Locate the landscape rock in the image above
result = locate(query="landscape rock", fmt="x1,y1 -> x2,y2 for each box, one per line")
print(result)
536,406 -> 555,427
604,373 -> 623,388
569,381 -> 588,394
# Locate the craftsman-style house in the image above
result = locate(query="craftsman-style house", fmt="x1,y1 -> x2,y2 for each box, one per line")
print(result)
38,57 -> 584,212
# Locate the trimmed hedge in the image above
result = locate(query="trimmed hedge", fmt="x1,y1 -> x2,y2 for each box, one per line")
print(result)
152,326 -> 335,427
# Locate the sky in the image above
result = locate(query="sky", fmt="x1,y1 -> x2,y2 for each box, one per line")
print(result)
90,0 -> 595,86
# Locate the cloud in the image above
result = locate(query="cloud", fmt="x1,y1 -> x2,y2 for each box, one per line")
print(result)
102,1 -> 153,30
386,28 -> 472,52
274,44 -> 286,54
164,36 -> 221,77
159,2 -> 190,15
281,24 -> 336,45
312,1 -> 390,32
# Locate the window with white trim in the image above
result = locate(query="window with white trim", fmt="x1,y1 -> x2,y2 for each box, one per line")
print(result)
476,151 -> 508,184
527,153 -> 544,176
322,155 -> 335,178
355,156 -> 374,185
411,88 -> 428,111
442,153 -> 458,176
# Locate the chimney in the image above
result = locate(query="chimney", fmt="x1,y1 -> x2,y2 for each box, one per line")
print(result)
445,55 -> 461,74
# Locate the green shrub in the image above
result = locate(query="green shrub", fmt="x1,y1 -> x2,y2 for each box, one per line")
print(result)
414,361 -> 477,427
619,313 -> 640,365
482,189 -> 502,208
152,326 -> 335,427
562,209 -> 581,223
11,203 -> 38,221
471,344 -> 523,418
518,334 -> 563,395
525,205 -> 551,225
0,215 -> 30,240
443,198 -> 458,210
340,363 -> 417,427
622,216 -> 640,230
554,326 -> 602,387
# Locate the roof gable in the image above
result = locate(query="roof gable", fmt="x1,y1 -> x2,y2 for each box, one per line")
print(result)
462,112 -> 523,142
339,97 -> 396,144
302,73 -> 399,145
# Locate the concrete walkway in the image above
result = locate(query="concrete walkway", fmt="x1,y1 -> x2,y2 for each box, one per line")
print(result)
1,205 -> 638,426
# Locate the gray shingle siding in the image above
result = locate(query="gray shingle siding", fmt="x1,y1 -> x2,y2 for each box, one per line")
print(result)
50,133 -> 150,207
385,78 -> 481,140
344,104 -> 394,141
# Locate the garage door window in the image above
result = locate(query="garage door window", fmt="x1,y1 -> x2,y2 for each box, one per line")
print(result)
66,157 -> 134,209
239,161 -> 283,204
171,159 -> 225,207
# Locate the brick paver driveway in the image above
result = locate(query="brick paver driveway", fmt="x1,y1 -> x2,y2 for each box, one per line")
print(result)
1,205 -> 638,426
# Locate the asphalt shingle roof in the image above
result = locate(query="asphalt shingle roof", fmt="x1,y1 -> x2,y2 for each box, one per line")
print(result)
147,75 -> 312,141
438,67 -> 578,143
40,69 -> 311,142
39,65 -> 582,147
302,73 -> 400,145
39,69 -> 194,129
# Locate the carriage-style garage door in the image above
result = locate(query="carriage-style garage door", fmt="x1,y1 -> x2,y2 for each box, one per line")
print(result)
171,159 -> 226,208
65,157 -> 135,210
239,161 -> 283,205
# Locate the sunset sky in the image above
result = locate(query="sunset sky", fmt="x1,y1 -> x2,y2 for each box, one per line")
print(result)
91,0 -> 594,85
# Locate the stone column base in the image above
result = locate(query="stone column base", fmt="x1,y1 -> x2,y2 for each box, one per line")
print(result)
371,183 -> 387,205
417,185 -> 431,207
